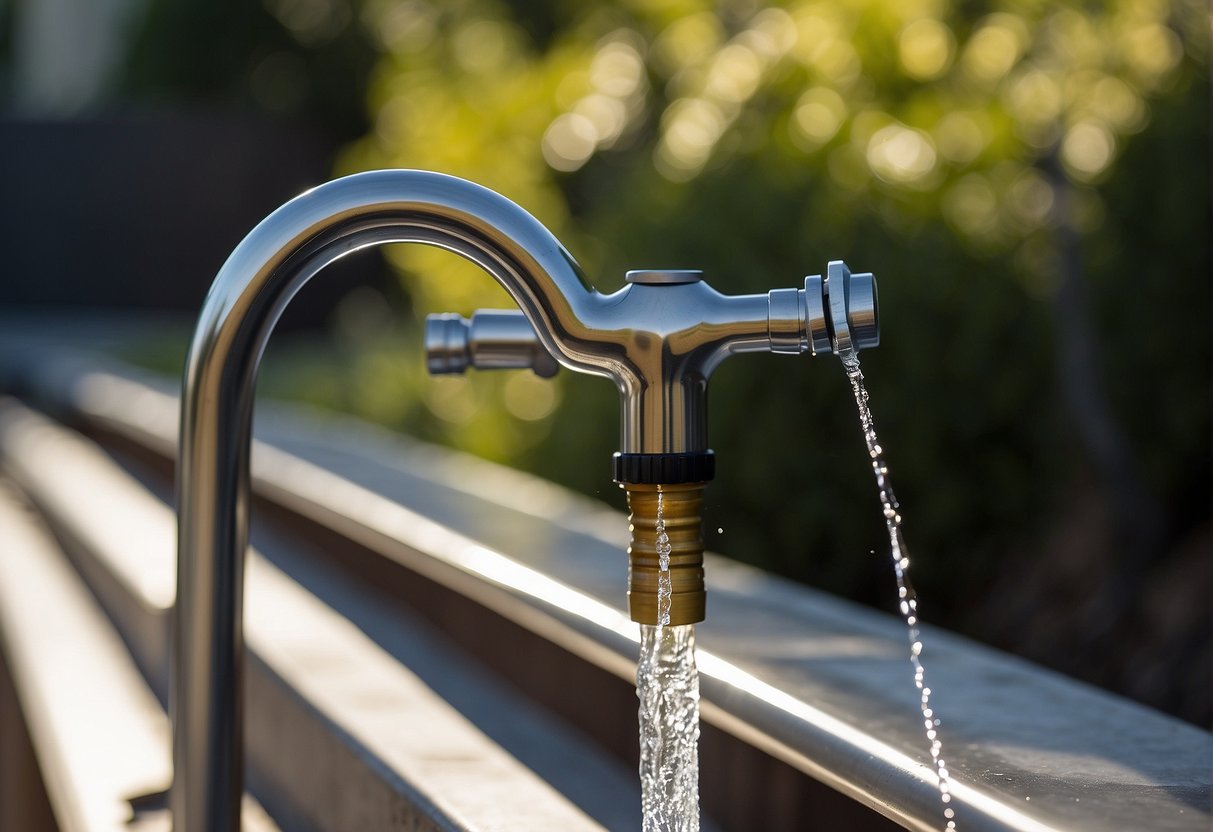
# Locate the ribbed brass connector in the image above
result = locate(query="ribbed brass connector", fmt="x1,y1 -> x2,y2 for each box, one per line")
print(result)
623,482 -> 706,625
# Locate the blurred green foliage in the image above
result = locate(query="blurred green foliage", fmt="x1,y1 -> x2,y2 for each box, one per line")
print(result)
324,0 -> 1210,719
327,0 -> 1207,581
121,0 -> 1209,719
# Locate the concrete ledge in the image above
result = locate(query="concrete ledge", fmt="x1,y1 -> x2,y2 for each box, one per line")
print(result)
0,401 -> 611,831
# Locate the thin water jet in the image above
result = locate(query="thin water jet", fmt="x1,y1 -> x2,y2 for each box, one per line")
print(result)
843,354 -> 958,831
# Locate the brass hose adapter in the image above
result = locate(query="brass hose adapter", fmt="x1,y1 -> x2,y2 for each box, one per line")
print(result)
623,483 -> 707,625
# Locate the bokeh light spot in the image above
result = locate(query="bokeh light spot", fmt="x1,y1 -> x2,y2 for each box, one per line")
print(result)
655,98 -> 726,180
933,111 -> 988,164
705,44 -> 763,103
653,13 -> 723,74
503,373 -> 560,422
1123,22 -> 1183,86
790,87 -> 846,149
962,14 -> 1027,84
591,40 -> 646,98
542,113 -> 598,172
1061,120 -> 1115,180
898,19 -> 955,81
426,376 -> 476,425
867,124 -> 937,184
453,19 -> 514,74
1007,70 -> 1062,126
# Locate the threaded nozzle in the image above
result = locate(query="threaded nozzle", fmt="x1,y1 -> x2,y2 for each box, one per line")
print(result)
623,483 -> 706,625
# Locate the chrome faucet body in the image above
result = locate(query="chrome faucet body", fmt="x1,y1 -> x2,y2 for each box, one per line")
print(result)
427,265 -> 877,469
173,169 -> 876,830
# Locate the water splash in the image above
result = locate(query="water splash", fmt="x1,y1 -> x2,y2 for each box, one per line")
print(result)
656,485 -> 673,627
638,486 -> 700,831
842,354 -> 958,831
638,623 -> 700,832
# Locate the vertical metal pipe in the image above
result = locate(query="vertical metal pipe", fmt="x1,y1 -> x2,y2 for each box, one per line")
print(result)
172,170 -> 599,831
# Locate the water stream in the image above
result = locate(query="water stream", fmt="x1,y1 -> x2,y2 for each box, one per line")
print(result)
843,354 -> 957,830
638,487 -> 701,832
635,357 -> 956,830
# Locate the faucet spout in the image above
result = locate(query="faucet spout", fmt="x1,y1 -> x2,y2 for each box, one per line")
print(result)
174,170 -> 609,832
175,169 -> 882,830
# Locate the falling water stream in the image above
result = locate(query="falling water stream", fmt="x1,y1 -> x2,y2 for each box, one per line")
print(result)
843,354 -> 957,830
638,486 -> 701,832
634,356 -> 956,831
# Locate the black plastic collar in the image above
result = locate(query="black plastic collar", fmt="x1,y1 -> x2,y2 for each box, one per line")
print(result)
612,451 -> 715,484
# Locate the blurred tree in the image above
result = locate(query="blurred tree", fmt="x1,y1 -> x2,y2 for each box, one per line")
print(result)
91,0 -> 1207,723
333,0 -> 1208,722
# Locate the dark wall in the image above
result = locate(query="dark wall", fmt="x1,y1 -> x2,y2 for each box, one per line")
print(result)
0,114 -> 381,328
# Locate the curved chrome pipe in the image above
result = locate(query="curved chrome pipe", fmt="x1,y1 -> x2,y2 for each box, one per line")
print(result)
174,169 -> 879,829
172,169 -> 610,831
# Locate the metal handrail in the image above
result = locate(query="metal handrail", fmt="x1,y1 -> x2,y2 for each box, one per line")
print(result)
5,346 -> 1206,832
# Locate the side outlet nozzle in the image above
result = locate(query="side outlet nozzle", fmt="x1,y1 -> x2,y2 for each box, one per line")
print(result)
825,260 -> 879,357
767,259 -> 879,357
425,310 -> 559,378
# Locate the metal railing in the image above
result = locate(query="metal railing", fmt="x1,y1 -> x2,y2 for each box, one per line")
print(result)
1,337 -> 1210,831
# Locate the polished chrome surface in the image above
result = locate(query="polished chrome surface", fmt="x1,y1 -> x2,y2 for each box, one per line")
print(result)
625,269 -> 705,285
425,310 -> 559,378
174,169 -> 610,831
429,263 -> 880,454
826,260 -> 880,357
764,274 -> 832,356
804,274 -> 833,355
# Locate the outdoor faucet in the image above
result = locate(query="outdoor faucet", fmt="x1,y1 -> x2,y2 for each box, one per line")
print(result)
174,169 -> 877,830
425,262 -> 877,623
